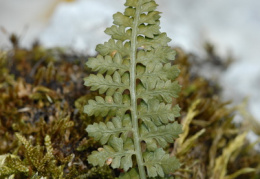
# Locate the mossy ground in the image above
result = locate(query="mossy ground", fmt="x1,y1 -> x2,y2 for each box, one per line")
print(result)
0,39 -> 259,178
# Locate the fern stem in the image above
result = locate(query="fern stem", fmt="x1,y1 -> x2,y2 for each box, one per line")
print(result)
129,1 -> 147,179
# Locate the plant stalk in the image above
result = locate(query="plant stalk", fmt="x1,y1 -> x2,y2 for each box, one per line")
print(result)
129,1 -> 147,179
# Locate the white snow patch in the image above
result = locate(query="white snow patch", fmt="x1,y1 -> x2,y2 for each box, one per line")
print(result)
0,0 -> 60,49
39,0 -> 124,54
221,61 -> 260,122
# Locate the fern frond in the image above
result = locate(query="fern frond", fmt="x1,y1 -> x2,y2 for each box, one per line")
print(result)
84,0 -> 182,178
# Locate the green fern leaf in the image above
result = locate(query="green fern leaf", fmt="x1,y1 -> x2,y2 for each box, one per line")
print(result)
86,54 -> 129,75
119,168 -> 140,179
137,46 -> 176,66
137,79 -> 181,103
84,72 -> 129,95
138,24 -> 160,38
137,63 -> 179,81
140,1 -> 158,13
138,99 -> 180,125
84,93 -> 130,117
143,148 -> 180,177
86,115 -> 132,144
137,33 -> 171,50
139,11 -> 160,25
124,0 -> 137,7
88,137 -> 134,171
140,121 -> 182,150
113,12 -> 134,27
105,25 -> 132,41
96,39 -> 130,57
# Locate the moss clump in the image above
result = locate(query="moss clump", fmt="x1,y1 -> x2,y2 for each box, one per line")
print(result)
0,44 -> 113,178
173,48 -> 260,179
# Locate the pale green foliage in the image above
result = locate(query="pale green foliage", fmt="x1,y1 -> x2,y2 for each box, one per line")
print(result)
86,115 -> 132,144
143,148 -> 179,177
0,134 -> 66,178
213,132 -> 256,179
119,168 -> 140,179
140,121 -> 182,151
88,137 -> 135,172
0,154 -> 29,177
84,0 -> 182,178
138,99 -> 180,126
15,133 -> 66,178
16,133 -> 55,173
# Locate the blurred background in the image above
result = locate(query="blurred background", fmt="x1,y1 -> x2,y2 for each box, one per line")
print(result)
0,0 -> 260,139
